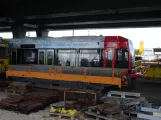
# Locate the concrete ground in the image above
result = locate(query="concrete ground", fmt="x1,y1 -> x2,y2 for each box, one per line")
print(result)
0,78 -> 160,120
125,78 -> 161,106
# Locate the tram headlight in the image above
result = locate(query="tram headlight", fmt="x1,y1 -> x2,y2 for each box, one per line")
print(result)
131,69 -> 136,74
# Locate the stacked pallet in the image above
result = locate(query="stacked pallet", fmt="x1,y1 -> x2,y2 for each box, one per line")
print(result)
85,91 -> 161,120
85,91 -> 147,120
6,81 -> 33,94
85,99 -> 130,120
0,91 -> 59,114
94,100 -> 121,115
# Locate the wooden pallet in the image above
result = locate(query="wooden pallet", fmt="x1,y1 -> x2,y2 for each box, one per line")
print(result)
50,112 -> 78,120
85,110 -> 130,120
4,89 -> 28,94
88,106 -> 121,117
107,91 -> 140,99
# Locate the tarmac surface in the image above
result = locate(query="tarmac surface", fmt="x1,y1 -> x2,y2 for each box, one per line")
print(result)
0,78 -> 160,120
125,78 -> 161,106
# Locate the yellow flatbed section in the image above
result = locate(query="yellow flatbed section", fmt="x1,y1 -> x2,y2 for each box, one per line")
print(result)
6,65 -> 123,88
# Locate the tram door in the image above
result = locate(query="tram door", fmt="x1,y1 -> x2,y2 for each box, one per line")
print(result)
38,49 -> 45,65
104,48 -> 114,68
11,50 -> 17,64
46,49 -> 54,65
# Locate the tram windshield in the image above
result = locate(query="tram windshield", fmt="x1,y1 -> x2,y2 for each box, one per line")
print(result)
106,48 -> 129,68
115,48 -> 128,68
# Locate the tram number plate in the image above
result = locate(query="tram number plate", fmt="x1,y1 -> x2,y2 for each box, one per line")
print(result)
106,42 -> 117,48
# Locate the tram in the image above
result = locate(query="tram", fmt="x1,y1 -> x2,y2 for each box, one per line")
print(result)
6,36 -> 137,90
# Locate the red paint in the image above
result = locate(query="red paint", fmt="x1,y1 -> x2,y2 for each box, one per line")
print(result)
104,36 -> 128,49
103,48 -> 106,68
112,48 -> 115,68
127,40 -> 131,70
130,74 -> 138,78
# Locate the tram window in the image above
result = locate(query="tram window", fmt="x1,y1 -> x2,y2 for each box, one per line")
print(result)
106,49 -> 112,68
100,49 -> 104,67
58,49 -> 76,66
118,50 -> 122,60
19,49 -> 38,64
115,48 -> 128,68
125,52 -> 128,61
79,49 -> 100,67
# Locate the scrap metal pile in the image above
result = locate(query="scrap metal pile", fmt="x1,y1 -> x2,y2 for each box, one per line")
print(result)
0,81 -> 161,120
84,91 -> 161,120
85,99 -> 131,120
0,91 -> 59,114
65,98 -> 95,110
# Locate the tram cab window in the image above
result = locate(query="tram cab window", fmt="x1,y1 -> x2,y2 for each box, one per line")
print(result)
115,48 -> 128,68
79,49 -> 100,67
58,49 -> 77,66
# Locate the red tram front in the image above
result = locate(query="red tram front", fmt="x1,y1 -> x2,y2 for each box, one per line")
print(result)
104,36 -> 138,85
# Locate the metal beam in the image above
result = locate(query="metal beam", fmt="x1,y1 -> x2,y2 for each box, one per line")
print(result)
0,18 -> 13,23
38,18 -> 161,27
119,6 -> 161,13
1,22 -> 161,32
25,6 -> 161,19
41,21 -> 161,30
2,20 -> 161,32
23,24 -> 38,28
24,10 -> 161,25
0,26 -> 11,29
25,9 -> 117,19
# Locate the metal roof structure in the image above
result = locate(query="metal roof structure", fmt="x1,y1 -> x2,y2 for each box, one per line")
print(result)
0,1 -> 161,32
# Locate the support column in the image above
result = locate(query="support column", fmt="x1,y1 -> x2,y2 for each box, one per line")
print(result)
36,29 -> 49,37
11,23 -> 26,39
